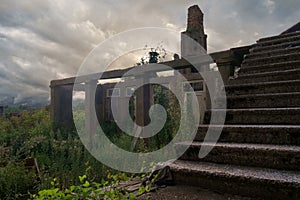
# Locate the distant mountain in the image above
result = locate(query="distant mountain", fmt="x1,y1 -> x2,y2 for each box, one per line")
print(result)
0,95 -> 49,108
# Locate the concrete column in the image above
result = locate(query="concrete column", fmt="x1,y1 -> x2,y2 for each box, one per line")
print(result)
217,62 -> 232,85
117,83 -> 130,125
95,84 -> 105,123
135,81 -> 151,127
85,80 -> 98,147
50,83 -> 74,129
85,80 -> 98,148
135,76 -> 152,146
136,85 -> 151,126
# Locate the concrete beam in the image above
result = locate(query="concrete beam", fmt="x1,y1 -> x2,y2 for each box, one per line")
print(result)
50,55 -> 213,88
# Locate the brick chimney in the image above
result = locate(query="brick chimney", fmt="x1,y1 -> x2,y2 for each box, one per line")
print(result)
181,5 -> 207,57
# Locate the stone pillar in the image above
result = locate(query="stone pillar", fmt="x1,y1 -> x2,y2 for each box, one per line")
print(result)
85,80 -> 98,147
50,83 -> 74,129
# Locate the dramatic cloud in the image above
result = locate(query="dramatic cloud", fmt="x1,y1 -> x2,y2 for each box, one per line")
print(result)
0,0 -> 299,106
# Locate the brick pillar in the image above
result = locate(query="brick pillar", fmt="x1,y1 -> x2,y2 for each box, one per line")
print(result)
181,5 -> 207,58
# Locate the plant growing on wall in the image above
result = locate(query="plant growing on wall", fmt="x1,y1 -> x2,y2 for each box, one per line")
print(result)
136,43 -> 167,65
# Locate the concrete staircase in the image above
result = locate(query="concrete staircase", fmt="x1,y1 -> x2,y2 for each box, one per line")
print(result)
170,31 -> 300,199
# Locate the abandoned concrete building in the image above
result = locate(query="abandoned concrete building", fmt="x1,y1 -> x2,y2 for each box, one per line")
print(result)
50,5 -> 300,199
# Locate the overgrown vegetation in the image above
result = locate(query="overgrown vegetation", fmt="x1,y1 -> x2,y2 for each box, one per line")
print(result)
0,108 -> 124,199
0,88 -> 180,199
136,44 -> 167,66
0,46 -> 183,199
31,173 -> 140,200
0,163 -> 37,200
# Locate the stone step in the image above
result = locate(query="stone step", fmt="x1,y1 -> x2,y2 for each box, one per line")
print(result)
176,142 -> 300,171
242,52 -> 300,67
254,34 -> 300,48
170,160 -> 300,199
195,125 -> 300,145
204,108 -> 300,125
245,46 -> 300,60
225,80 -> 300,95
223,92 -> 300,108
240,60 -> 300,74
251,40 -> 300,53
231,68 -> 300,84
258,31 -> 300,43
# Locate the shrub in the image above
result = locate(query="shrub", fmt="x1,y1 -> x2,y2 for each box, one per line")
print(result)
0,163 -> 38,200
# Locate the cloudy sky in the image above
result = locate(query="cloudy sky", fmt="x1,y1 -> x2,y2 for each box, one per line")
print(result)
0,0 -> 299,106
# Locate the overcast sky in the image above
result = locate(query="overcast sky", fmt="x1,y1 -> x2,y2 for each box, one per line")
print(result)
0,0 -> 299,106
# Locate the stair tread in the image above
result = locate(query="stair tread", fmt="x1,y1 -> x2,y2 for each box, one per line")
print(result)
226,92 -> 300,99
244,52 -> 300,63
196,125 -> 300,145
210,107 -> 300,111
198,124 -> 300,129
241,60 -> 300,71
251,40 -> 300,53
226,79 -> 300,88
247,46 -> 300,58
235,68 -> 300,79
255,35 -> 300,46
205,108 -> 300,125
170,160 -> 300,184
177,141 -> 300,152
258,31 -> 300,42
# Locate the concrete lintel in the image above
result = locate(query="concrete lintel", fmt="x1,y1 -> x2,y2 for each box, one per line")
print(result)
50,55 -> 216,88
50,67 -> 134,87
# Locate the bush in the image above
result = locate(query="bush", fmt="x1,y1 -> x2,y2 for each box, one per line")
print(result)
0,108 -> 109,191
0,163 -> 38,200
